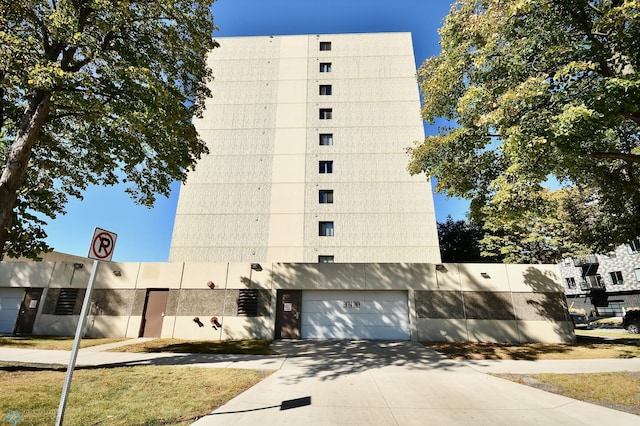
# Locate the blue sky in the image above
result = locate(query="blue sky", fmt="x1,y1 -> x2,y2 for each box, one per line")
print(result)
42,0 -> 469,262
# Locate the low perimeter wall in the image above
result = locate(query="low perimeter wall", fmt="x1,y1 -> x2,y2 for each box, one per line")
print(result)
0,261 -> 574,343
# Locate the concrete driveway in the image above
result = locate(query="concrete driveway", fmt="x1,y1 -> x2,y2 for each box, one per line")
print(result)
192,340 -> 639,426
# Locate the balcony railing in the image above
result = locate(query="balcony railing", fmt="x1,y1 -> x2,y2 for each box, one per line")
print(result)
579,274 -> 605,291
573,255 -> 599,267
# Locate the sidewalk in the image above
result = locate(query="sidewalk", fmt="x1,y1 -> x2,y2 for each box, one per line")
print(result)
2,339 -> 638,374
0,338 -> 286,370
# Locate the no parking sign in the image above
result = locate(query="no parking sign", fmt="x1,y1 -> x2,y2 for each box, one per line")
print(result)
87,228 -> 117,261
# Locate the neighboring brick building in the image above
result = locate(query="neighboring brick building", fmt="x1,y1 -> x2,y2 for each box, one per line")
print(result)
560,239 -> 640,317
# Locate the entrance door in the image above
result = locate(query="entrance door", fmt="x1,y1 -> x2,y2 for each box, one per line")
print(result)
140,289 -> 169,337
0,288 -> 25,334
14,288 -> 43,334
275,290 -> 302,339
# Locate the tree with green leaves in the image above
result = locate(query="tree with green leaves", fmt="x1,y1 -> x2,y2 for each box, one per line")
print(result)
409,0 -> 640,254
437,215 -> 492,262
0,0 -> 218,259
477,184 -> 595,263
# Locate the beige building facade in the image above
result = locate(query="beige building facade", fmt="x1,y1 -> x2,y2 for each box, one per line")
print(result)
0,259 -> 574,343
169,33 -> 440,264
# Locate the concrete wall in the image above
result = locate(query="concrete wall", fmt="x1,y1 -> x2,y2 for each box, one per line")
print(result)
0,260 -> 572,343
169,33 -> 440,264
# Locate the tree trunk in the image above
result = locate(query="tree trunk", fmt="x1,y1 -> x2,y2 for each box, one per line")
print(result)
0,90 -> 51,259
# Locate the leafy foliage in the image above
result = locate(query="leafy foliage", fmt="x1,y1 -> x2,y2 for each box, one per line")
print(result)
477,185 -> 595,263
437,215 -> 492,262
0,0 -> 218,259
409,0 -> 640,254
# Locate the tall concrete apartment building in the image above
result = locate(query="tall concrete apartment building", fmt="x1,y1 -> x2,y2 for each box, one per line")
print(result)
169,33 -> 441,263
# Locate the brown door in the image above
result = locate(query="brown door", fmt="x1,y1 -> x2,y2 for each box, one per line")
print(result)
275,290 -> 302,339
14,288 -> 43,334
140,289 -> 169,337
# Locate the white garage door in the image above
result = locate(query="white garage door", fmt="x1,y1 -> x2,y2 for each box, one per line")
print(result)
301,291 -> 410,340
0,288 -> 24,334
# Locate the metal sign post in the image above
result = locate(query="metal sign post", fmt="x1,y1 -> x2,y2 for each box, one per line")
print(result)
55,259 -> 99,426
55,228 -> 117,425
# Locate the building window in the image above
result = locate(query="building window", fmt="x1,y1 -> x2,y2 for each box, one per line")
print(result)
237,289 -> 258,317
55,289 -> 80,315
319,161 -> 333,173
319,108 -> 332,119
629,237 -> 640,253
319,133 -> 333,146
635,269 -> 640,282
319,41 -> 331,51
610,271 -> 624,285
319,255 -> 334,263
319,85 -> 332,95
320,62 -> 332,72
319,221 -> 334,236
565,277 -> 576,289
319,190 -> 334,203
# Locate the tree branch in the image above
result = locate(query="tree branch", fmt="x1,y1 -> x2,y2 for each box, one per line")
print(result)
567,3 -> 612,77
621,112 -> 640,126
583,152 -> 640,164
585,2 -> 603,16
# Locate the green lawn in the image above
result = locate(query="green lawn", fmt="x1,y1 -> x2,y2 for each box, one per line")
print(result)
0,364 -> 271,425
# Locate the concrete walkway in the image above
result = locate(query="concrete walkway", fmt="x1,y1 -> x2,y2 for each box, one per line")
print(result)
1,339 -> 639,425
192,340 -> 640,426
0,338 -> 286,370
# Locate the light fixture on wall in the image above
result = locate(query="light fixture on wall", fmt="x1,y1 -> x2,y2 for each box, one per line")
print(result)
112,270 -> 122,276
435,264 -> 447,272
480,272 -> 491,279
251,263 -> 263,272
73,263 -> 84,270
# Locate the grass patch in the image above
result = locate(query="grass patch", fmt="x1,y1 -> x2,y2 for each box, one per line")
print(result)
109,339 -> 280,355
496,372 -> 640,416
576,329 -> 640,339
0,336 -> 127,351
591,317 -> 623,325
424,336 -> 640,360
0,363 -> 270,425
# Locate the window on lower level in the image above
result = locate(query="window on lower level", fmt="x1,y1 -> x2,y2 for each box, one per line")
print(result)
319,108 -> 332,119
320,62 -> 332,72
319,190 -> 334,203
319,161 -> 333,173
319,41 -> 331,51
319,255 -> 334,263
635,269 -> 640,282
565,277 -> 576,289
610,271 -> 624,285
319,133 -> 333,146
320,85 -> 332,95
319,221 -> 334,236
